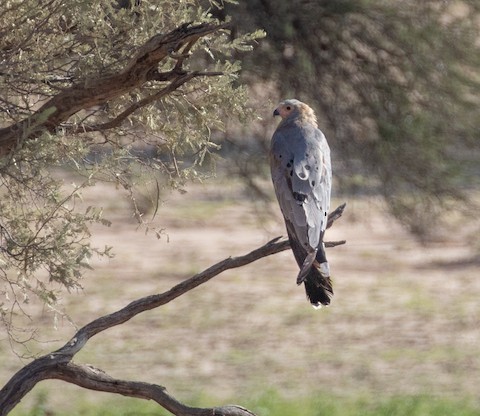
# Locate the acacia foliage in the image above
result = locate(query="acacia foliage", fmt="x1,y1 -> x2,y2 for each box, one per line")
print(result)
225,0 -> 480,236
0,0 -> 263,331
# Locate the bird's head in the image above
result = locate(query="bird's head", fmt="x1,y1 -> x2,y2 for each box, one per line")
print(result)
273,99 -> 317,127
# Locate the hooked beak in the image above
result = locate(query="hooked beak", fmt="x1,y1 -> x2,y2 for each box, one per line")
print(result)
273,108 -> 280,117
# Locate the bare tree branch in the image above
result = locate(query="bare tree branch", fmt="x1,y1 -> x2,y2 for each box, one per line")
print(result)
0,203 -> 346,415
326,202 -> 346,230
53,363 -> 257,416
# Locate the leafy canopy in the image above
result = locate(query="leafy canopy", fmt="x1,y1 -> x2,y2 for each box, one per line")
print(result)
0,0 -> 264,335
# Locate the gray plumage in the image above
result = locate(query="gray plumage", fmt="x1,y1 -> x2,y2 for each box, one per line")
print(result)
270,99 -> 333,307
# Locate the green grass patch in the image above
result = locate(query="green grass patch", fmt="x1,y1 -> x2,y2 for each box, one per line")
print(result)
11,389 -> 480,416
248,392 -> 480,416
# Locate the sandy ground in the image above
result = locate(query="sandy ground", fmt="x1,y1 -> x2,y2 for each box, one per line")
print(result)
1,179 -> 479,410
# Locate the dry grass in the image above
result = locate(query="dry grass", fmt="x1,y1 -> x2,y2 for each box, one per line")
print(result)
1,177 -> 479,410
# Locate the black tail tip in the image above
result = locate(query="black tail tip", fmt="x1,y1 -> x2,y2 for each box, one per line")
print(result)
304,279 -> 333,308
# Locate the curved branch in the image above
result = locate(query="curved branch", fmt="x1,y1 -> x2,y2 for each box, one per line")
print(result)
53,363 -> 256,416
0,203 -> 346,415
70,72 -> 197,134
67,71 -> 223,134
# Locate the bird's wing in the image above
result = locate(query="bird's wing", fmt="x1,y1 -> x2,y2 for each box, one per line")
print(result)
270,123 -> 331,251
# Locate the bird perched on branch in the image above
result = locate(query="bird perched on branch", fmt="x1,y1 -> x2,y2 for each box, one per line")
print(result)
270,99 -> 333,307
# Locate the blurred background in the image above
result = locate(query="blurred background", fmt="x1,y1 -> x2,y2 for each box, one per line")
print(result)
1,1 -> 480,415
